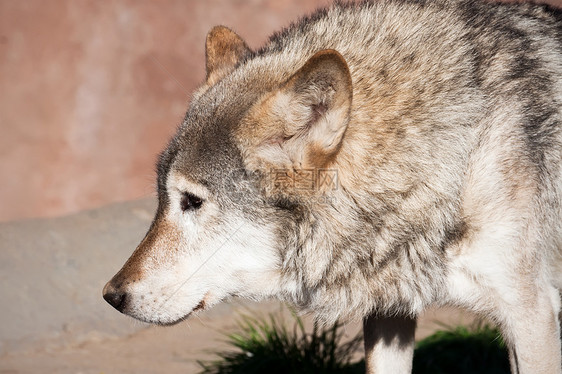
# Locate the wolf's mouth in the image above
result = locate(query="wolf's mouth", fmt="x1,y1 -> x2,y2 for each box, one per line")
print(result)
193,298 -> 206,312
153,293 -> 210,326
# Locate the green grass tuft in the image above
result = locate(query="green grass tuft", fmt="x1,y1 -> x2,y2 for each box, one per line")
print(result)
413,324 -> 509,374
198,311 -> 362,374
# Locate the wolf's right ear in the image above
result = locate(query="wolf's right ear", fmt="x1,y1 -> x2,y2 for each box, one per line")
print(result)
255,50 -> 352,169
205,26 -> 251,86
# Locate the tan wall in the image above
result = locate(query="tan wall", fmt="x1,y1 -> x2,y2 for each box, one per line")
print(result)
0,0 -> 331,221
0,0 -> 560,222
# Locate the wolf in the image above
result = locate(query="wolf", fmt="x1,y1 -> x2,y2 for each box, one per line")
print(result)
103,0 -> 562,372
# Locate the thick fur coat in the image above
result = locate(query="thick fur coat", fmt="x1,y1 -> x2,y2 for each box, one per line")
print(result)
105,1 -> 562,372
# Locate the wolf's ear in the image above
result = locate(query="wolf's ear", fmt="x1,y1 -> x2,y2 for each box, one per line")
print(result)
205,26 -> 251,86
269,49 -> 352,168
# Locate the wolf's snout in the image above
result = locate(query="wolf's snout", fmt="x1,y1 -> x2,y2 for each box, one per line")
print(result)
103,281 -> 127,312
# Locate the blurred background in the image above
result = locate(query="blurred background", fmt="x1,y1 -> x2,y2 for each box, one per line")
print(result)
0,0 -> 332,223
1,1 -> 561,373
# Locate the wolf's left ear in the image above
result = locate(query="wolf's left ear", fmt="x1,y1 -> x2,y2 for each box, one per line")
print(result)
271,49 -> 352,167
205,26 -> 251,86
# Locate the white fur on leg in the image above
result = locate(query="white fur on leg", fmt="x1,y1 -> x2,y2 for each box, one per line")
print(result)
363,314 -> 416,374
503,287 -> 562,374
509,347 -> 520,374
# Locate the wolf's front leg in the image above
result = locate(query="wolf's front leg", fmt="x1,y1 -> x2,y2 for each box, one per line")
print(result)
501,285 -> 562,374
363,314 -> 417,374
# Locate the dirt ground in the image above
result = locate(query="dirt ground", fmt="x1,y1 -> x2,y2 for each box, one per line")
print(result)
0,199 -> 477,374
0,300 -> 286,374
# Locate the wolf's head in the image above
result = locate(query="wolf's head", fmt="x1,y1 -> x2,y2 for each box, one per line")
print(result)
103,26 -> 352,325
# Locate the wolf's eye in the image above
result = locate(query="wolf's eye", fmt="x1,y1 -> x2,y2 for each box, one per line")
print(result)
180,192 -> 203,212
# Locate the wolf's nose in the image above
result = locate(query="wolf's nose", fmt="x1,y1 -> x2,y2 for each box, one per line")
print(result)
103,282 -> 127,312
